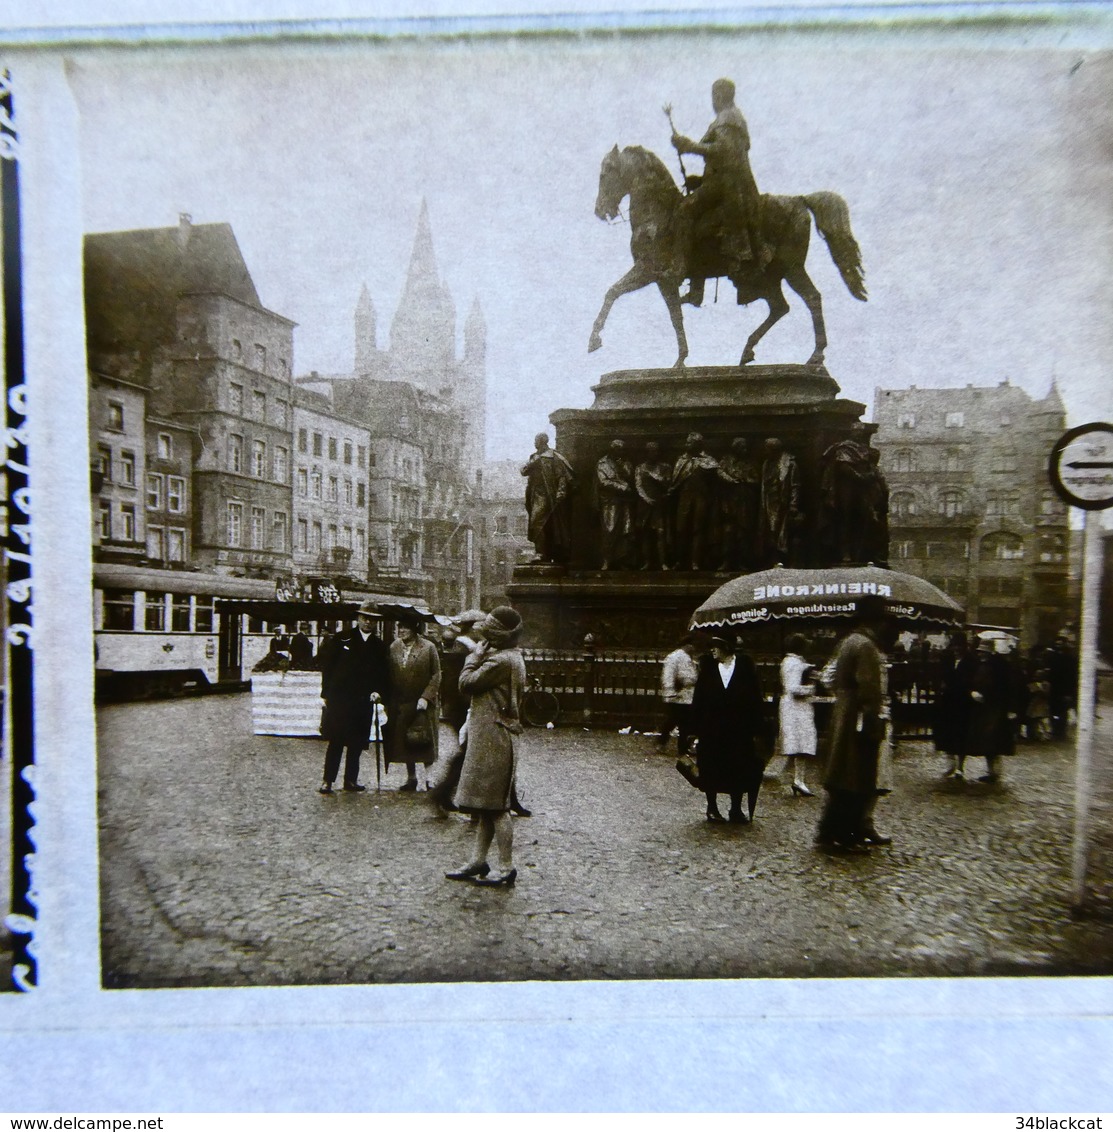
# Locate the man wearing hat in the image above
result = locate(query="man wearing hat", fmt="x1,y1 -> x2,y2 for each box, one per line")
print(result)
317,600 -> 392,794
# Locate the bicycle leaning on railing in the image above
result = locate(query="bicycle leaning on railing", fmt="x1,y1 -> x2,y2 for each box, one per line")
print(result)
520,674 -> 560,727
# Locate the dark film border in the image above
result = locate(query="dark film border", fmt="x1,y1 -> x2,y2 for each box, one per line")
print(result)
2,68 -> 35,991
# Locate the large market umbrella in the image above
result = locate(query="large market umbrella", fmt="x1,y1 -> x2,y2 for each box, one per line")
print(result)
690,565 -> 964,632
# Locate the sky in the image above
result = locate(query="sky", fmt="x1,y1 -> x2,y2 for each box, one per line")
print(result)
66,19 -> 1113,461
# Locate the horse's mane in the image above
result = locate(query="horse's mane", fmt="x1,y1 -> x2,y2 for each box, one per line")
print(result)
622,145 -> 681,195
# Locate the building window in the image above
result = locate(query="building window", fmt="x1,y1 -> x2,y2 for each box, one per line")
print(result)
368,451 -> 376,468
1039,534 -> 1066,563
171,594 -> 191,631
228,434 -> 243,473
120,504 -> 136,541
897,412 -> 916,429
98,499 -> 112,540
328,436 -> 338,461
356,482 -> 365,508
231,338 -> 242,359
297,468 -> 308,496
251,507 -> 266,550
167,476 -> 185,513
227,502 -> 243,547
275,398 -> 289,428
944,411 -> 964,428
495,514 -> 509,534
399,413 -> 410,431
514,514 -> 528,537
157,433 -> 172,460
297,519 -> 308,552
358,445 -> 367,467
252,390 -> 266,421
144,592 -> 166,631
97,445 -> 113,480
894,450 -> 915,473
272,511 -> 287,552
146,474 -> 163,510
311,521 -> 322,552
147,526 -> 164,560
310,471 -> 322,500
1040,491 -> 1063,517
328,476 -> 339,502
343,440 -> 353,465
298,427 -> 308,453
229,383 -> 244,414
895,540 -> 914,559
944,449 -> 962,473
342,525 -> 352,549
107,401 -> 124,431
167,528 -> 186,562
253,439 -> 267,478
891,492 -> 916,519
274,446 -> 288,483
279,357 -> 289,378
254,343 -> 267,371
120,451 -> 136,486
939,490 -> 964,518
328,523 -> 338,549
982,532 -> 1025,561
312,432 -> 323,457
356,527 -> 366,559
102,588 -> 135,631
344,479 -> 353,505
993,448 -> 1018,474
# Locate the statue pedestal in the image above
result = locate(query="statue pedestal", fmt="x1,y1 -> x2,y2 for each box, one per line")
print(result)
508,364 -> 881,649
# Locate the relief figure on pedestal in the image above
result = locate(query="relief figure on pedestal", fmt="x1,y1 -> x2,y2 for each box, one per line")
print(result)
865,447 -> 890,566
761,437 -> 803,567
818,427 -> 877,565
670,432 -> 721,571
594,439 -> 636,570
521,431 -> 575,565
634,441 -> 673,571
715,436 -> 761,572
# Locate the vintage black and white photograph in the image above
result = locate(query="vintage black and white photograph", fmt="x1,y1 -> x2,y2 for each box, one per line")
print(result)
15,9 -> 1113,1000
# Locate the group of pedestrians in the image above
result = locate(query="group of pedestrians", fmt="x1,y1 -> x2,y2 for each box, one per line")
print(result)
315,600 -> 528,888
661,594 -> 895,853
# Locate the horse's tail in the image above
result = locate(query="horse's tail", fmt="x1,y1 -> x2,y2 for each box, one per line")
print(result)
802,191 -> 868,302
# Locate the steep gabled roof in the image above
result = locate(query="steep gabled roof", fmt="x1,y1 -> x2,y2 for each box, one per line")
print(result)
84,220 -> 265,383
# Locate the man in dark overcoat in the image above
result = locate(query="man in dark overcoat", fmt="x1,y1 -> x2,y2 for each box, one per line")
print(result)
690,633 -> 769,824
317,600 -> 391,794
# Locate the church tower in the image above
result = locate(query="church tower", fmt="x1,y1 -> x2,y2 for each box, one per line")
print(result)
388,200 -> 456,393
354,283 -> 377,374
460,296 -> 488,485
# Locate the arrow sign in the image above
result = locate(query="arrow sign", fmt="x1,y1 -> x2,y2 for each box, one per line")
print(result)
1050,422 -> 1113,511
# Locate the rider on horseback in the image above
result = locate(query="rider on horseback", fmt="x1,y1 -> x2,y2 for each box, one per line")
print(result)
671,78 -> 771,306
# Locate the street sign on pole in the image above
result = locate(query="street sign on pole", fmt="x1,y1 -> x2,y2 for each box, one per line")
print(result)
1048,422 -> 1113,910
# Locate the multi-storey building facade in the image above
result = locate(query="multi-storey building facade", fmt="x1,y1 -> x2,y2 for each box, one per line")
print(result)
299,202 -> 486,612
85,215 -> 296,578
291,389 -> 372,583
91,374 -> 148,562
143,415 -> 195,566
873,380 -> 1071,645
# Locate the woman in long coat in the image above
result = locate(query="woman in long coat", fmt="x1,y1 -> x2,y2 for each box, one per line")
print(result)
779,632 -> 817,797
690,634 -> 768,823
964,637 -> 1019,784
386,614 -> 441,791
447,606 -> 527,887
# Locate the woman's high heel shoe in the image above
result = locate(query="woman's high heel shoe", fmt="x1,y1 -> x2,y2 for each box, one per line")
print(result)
445,862 -> 491,881
474,868 -> 517,887
791,782 -> 813,797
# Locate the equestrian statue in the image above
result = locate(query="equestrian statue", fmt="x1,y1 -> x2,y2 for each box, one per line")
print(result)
589,78 -> 867,369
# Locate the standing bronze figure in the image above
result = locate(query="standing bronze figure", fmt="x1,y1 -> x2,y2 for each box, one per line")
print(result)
760,437 -> 803,567
670,432 -> 721,571
521,432 -> 575,565
715,437 -> 761,572
594,439 -> 636,570
589,136 -> 866,368
634,442 -> 673,570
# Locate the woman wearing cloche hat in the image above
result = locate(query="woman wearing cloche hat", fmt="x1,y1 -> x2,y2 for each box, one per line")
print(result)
446,606 -> 527,887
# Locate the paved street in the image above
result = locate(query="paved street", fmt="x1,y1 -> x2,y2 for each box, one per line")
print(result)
97,689 -> 1113,987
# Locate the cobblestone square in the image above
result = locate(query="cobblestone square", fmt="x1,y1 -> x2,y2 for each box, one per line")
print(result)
97,691 -> 1113,987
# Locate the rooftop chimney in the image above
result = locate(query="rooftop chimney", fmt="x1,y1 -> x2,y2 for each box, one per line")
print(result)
176,212 -> 192,251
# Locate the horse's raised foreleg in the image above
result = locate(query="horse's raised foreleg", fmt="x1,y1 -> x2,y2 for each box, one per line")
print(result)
740,283 -> 790,366
783,265 -> 827,366
657,278 -> 688,369
588,264 -> 655,354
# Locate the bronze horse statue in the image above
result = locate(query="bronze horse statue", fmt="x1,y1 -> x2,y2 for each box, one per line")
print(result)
589,144 -> 867,368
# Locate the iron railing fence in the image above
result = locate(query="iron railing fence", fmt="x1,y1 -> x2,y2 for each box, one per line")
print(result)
522,648 -> 946,739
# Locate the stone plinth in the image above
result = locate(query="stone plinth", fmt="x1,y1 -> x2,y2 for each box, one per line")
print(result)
509,363 -> 884,649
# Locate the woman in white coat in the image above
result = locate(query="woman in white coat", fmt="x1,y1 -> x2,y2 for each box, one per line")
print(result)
779,633 -> 818,797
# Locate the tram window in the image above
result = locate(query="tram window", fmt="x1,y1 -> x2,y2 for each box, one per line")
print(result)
144,592 -> 167,631
102,589 -> 135,631
248,616 -> 265,634
171,594 -> 192,631
195,601 -> 214,633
